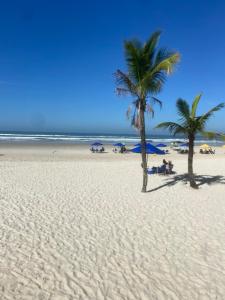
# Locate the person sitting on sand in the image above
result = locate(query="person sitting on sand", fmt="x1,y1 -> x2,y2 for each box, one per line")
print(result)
158,159 -> 167,174
168,161 -> 174,174
162,159 -> 168,165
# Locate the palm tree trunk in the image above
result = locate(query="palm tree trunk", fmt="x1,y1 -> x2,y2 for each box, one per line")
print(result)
188,134 -> 198,188
139,107 -> 148,192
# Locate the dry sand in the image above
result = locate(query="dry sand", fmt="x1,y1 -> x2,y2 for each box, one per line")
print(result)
0,144 -> 225,299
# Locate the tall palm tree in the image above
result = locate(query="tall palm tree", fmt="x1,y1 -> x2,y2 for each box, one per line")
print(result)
156,94 -> 225,188
115,31 -> 180,192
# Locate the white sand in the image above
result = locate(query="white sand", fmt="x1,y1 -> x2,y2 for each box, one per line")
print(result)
0,144 -> 225,299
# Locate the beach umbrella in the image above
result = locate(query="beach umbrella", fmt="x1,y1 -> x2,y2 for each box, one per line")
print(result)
180,143 -> 189,147
113,142 -> 124,147
91,142 -> 103,146
179,146 -> 188,150
134,142 -> 153,147
156,143 -> 167,147
131,143 -> 165,155
200,144 -> 210,149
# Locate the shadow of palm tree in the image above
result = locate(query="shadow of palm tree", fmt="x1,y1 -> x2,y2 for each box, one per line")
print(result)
148,174 -> 225,193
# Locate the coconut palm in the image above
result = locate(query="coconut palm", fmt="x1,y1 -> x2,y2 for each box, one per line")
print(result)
115,31 -> 180,192
156,94 -> 225,188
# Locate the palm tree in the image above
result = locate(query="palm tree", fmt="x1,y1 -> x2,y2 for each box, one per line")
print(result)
156,94 -> 225,188
115,31 -> 180,192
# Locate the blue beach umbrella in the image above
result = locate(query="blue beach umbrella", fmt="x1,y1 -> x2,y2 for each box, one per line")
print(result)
113,142 -> 124,147
134,141 -> 153,147
180,143 -> 189,147
156,143 -> 167,147
131,143 -> 165,155
91,142 -> 103,146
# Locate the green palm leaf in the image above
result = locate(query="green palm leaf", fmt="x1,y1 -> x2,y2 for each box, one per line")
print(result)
176,98 -> 190,121
156,121 -> 185,135
191,94 -> 202,118
141,53 -> 180,94
199,103 -> 225,125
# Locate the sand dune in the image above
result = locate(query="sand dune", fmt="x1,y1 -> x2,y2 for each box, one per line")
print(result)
0,145 -> 225,299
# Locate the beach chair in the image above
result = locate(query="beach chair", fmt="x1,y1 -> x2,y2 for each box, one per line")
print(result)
147,167 -> 158,175
147,168 -> 155,175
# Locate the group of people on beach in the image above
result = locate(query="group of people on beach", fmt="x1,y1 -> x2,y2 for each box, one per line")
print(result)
113,146 -> 127,153
90,146 -> 105,153
200,148 -> 215,154
149,159 -> 174,175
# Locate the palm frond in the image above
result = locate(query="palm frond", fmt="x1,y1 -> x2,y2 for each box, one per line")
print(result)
155,122 -> 186,135
151,97 -> 162,109
146,103 -> 154,118
145,97 -> 162,118
115,70 -> 138,96
151,52 -> 180,75
143,31 -> 161,65
126,105 -> 132,119
201,131 -> 225,140
199,103 -> 225,124
131,109 -> 141,129
176,98 -> 190,121
154,48 -> 178,68
116,87 -> 130,96
191,94 -> 202,118
201,131 -> 219,139
140,53 -> 179,94
141,71 -> 165,95
124,40 -> 143,82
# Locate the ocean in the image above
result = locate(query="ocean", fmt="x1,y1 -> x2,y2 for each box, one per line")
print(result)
0,132 -> 223,146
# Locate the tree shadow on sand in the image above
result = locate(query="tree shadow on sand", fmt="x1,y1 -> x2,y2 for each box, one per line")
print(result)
147,174 -> 225,193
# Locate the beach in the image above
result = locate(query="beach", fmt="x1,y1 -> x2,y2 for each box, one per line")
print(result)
0,144 -> 225,299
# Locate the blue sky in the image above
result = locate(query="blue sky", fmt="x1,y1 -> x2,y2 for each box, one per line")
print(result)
0,0 -> 225,134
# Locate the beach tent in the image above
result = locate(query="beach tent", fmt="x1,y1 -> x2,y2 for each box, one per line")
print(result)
131,143 -> 165,155
156,143 -> 167,147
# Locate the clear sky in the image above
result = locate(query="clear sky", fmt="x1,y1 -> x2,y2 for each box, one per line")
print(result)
0,0 -> 225,134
